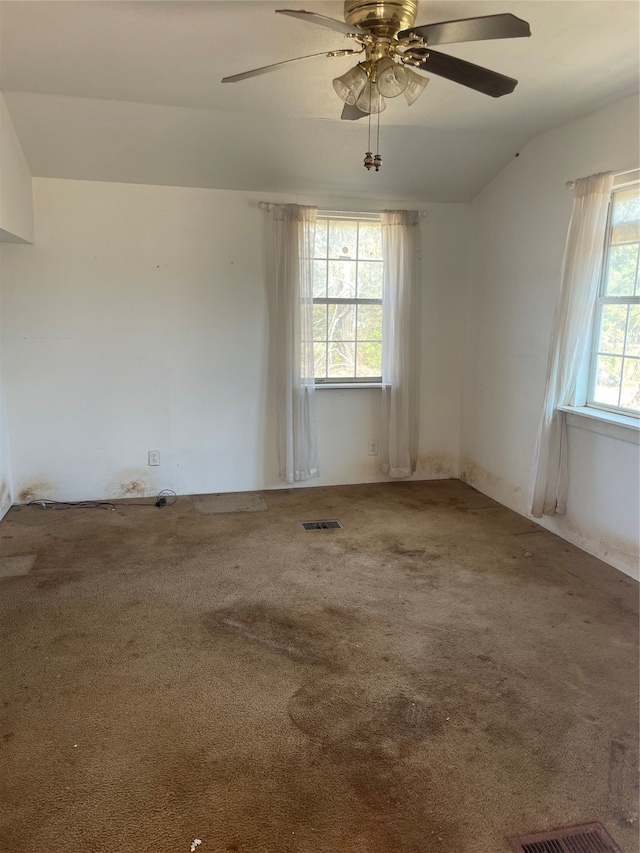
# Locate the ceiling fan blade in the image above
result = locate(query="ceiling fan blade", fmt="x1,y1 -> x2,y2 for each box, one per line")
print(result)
409,48 -> 517,97
399,13 -> 531,46
221,49 -> 358,83
276,9 -> 366,36
340,103 -> 368,121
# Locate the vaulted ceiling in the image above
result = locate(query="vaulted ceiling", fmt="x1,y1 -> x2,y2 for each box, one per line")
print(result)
1,1 -> 638,201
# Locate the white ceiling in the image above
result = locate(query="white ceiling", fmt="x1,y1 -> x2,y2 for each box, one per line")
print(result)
1,0 -> 638,201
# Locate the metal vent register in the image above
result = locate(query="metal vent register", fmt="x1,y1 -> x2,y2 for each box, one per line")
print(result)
300,520 -> 344,531
508,822 -> 621,853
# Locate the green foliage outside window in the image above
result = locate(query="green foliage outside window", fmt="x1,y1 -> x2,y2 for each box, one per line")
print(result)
313,218 -> 383,381
591,185 -> 640,413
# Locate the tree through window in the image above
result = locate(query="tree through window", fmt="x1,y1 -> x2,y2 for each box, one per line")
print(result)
589,181 -> 640,414
312,215 -> 383,383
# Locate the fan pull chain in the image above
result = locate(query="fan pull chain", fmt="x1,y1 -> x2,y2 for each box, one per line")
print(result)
374,107 -> 382,171
364,80 -> 374,170
367,82 -> 372,151
363,78 -> 382,172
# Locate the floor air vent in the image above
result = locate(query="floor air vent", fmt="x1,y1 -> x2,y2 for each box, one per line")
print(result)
300,520 -> 343,531
508,822 -> 621,853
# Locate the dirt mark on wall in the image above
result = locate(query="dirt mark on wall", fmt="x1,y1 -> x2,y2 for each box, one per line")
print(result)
106,468 -> 157,499
0,481 -> 11,513
17,481 -> 54,503
414,452 -> 456,479
556,519 -> 640,580
460,456 -> 522,504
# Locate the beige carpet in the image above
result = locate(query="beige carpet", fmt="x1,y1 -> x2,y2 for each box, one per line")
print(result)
0,480 -> 637,853
194,492 -> 268,515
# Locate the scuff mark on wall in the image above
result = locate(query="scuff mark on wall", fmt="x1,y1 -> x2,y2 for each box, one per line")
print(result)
460,455 -> 638,580
17,480 -> 54,503
459,456 -> 523,508
414,452 -> 457,479
106,468 -> 157,499
460,457 -> 501,492
0,481 -> 11,515
541,516 -> 640,582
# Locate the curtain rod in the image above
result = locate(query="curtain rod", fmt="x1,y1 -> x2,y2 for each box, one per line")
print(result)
258,201 -> 428,215
565,167 -> 638,190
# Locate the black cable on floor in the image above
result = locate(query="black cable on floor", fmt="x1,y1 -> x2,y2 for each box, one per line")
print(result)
27,489 -> 178,511
28,499 -> 116,511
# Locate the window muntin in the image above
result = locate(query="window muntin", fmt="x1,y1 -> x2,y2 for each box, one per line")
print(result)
313,216 -> 383,383
588,182 -> 640,415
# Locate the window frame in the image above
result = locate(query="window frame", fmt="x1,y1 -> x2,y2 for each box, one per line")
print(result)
586,176 -> 640,418
312,211 -> 384,387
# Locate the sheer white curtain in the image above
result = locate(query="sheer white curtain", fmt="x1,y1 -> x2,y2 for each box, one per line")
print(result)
380,210 -> 422,478
270,204 -> 319,484
529,172 -> 613,517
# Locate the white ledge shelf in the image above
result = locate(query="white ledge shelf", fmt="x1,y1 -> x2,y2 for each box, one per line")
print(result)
558,405 -> 640,444
315,383 -> 383,390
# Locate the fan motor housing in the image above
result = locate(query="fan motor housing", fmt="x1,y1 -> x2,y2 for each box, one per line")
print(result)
344,0 -> 418,38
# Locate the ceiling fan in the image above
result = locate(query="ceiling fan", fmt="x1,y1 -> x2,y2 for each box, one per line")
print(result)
221,0 -> 531,120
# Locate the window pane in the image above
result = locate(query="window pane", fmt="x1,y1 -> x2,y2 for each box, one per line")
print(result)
314,342 -> 327,378
612,186 -> 640,227
314,215 -> 384,385
327,341 -> 355,378
597,304 -> 628,354
358,222 -> 383,260
357,304 -> 383,341
590,185 -> 640,413
593,354 -> 623,406
358,261 -> 383,298
611,222 -> 640,245
626,305 -> 640,357
314,219 -> 328,258
356,342 -> 382,377
605,244 -> 638,296
328,221 -> 358,259
313,260 -> 327,298
620,358 -> 640,411
313,303 -> 327,341
328,260 -> 356,298
328,303 -> 355,341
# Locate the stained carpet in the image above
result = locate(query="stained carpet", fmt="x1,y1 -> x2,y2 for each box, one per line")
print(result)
0,480 -> 637,853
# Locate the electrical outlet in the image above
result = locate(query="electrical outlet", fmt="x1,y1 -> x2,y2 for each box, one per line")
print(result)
368,439 -> 379,456
148,450 -> 160,466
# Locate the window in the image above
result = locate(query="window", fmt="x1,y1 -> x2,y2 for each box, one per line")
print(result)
588,179 -> 640,415
312,214 -> 383,384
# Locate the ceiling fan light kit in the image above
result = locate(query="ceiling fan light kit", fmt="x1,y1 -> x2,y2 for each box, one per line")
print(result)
377,57 -> 408,98
356,81 -> 386,114
402,66 -> 430,105
222,1 -> 530,172
332,63 -> 368,105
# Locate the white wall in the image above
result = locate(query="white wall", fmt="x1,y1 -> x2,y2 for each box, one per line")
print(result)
462,94 -> 640,578
1,178 -> 467,503
0,94 -> 31,516
0,92 -> 34,244
0,245 -> 12,517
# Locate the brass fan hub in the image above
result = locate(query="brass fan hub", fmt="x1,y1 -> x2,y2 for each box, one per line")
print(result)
344,0 -> 418,38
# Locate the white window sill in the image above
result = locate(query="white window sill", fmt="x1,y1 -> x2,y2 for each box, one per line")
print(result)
315,383 -> 382,390
558,405 -> 640,444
